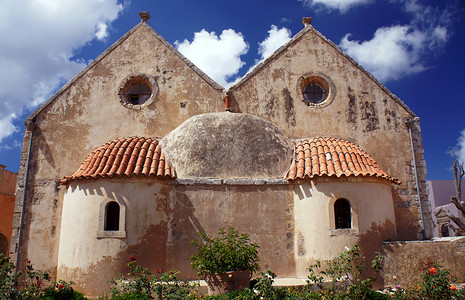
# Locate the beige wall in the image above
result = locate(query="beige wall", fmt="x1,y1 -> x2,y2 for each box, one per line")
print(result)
13,20 -> 429,297
230,26 -> 429,241
58,178 -> 296,296
381,237 -> 465,288
12,23 -> 223,274
293,178 -> 397,276
58,176 -> 397,297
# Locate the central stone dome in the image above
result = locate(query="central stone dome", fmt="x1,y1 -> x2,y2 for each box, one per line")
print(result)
160,113 -> 293,179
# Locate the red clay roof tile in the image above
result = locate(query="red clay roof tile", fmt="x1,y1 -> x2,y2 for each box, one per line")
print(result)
286,137 -> 401,184
61,137 -> 176,183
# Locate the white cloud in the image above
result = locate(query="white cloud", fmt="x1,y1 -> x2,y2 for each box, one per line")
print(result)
299,0 -> 371,13
0,114 -> 19,142
258,25 -> 292,61
175,29 -> 249,88
338,1 -> 454,83
96,22 -> 109,40
456,129 -> 465,164
0,0 -> 122,143
339,25 -> 426,82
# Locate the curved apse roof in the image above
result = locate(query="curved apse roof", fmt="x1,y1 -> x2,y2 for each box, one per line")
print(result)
61,137 -> 176,183
286,137 -> 401,184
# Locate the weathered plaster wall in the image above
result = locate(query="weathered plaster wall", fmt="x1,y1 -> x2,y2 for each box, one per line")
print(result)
57,178 -> 295,297
293,178 -> 397,277
229,26 -> 430,240
12,23 -> 223,275
0,165 -> 17,255
381,237 -> 465,288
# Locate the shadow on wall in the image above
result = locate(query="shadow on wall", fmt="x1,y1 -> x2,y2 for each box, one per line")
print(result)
61,181 -> 205,297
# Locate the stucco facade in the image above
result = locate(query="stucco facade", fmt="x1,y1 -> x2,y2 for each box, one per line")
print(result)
12,14 -> 431,297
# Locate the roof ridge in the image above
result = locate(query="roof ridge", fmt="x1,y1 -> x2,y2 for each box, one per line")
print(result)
229,24 -> 415,117
25,22 -> 224,125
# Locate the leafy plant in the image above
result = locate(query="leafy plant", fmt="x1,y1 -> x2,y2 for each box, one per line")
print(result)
190,227 -> 260,276
0,253 -> 85,300
306,244 -> 384,298
0,253 -> 21,299
108,257 -> 197,299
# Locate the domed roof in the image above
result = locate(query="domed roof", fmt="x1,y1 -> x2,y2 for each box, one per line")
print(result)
286,137 -> 400,184
61,137 -> 175,183
160,112 -> 293,179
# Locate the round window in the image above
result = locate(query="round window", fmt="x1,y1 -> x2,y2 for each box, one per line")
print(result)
303,82 -> 326,104
297,73 -> 335,107
127,83 -> 151,105
118,74 -> 158,110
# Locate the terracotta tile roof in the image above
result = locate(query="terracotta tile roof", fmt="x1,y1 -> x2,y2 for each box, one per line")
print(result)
286,137 -> 400,184
61,137 -> 176,183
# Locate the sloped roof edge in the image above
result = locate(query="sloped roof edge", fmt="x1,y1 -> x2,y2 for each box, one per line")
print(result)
143,24 -> 223,92
229,25 -> 416,118
26,22 -> 223,125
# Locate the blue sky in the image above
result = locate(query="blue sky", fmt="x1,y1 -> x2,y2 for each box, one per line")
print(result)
0,0 -> 464,180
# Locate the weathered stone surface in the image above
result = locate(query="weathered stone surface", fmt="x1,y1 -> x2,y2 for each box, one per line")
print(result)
381,237 -> 465,288
161,113 -> 293,179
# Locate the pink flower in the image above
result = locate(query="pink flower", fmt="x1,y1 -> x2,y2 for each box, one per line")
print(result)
130,256 -> 136,261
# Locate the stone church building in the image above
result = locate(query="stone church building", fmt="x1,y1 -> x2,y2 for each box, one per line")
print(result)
10,13 -> 431,296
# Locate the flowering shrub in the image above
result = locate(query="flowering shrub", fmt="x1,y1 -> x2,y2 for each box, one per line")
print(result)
415,262 -> 460,300
108,257 -> 197,299
0,253 -> 85,299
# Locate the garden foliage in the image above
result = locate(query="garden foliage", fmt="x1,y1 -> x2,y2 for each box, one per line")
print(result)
0,253 -> 85,299
190,227 -> 260,276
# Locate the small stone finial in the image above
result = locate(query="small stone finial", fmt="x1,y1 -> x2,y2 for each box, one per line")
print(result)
139,11 -> 150,23
302,17 -> 312,26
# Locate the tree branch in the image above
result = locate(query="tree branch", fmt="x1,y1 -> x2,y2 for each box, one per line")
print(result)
444,211 -> 465,233
451,196 -> 465,215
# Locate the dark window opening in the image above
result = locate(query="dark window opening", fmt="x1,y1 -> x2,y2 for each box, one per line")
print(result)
440,224 -> 450,237
303,82 -> 326,105
105,201 -> 120,231
334,198 -> 351,229
127,83 -> 151,105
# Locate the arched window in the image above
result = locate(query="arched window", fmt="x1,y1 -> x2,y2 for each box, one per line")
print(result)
105,201 -> 120,231
440,224 -> 450,237
334,198 -> 351,229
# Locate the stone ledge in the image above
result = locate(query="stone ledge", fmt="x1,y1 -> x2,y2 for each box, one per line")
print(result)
175,178 -> 289,185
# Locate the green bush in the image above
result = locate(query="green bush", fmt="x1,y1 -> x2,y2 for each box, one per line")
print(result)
190,227 -> 260,276
0,253 -> 86,300
108,257 -> 197,299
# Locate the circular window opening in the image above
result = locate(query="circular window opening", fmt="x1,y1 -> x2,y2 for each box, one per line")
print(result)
118,74 -> 158,110
303,82 -> 326,104
297,73 -> 335,107
128,83 -> 151,105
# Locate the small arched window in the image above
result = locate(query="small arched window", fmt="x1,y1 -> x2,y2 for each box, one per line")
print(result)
334,198 -> 351,229
105,201 -> 120,231
440,224 -> 450,237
